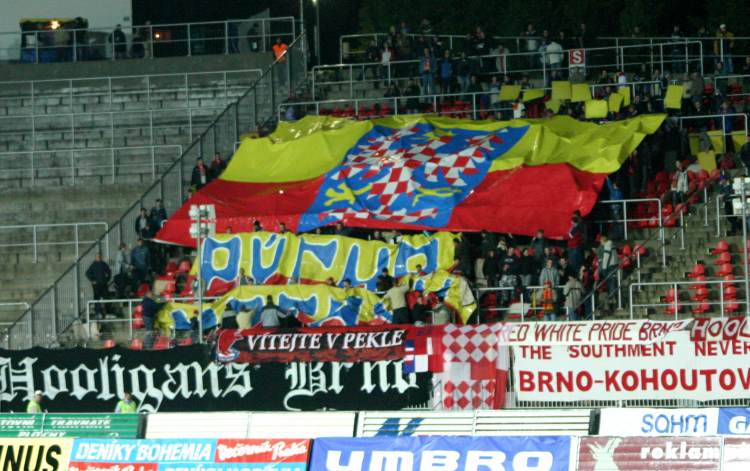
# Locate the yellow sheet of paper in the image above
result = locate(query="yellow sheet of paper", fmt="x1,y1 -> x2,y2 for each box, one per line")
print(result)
608,92 -> 624,112
523,88 -> 545,102
617,86 -> 631,107
545,99 -> 561,113
697,151 -> 717,172
552,81 -> 572,101
707,130 -> 725,154
732,131 -> 747,152
665,85 -> 683,110
499,85 -> 522,101
584,100 -> 608,119
571,83 -> 592,103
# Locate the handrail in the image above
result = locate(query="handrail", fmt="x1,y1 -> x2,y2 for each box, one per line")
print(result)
0,222 -> 109,263
596,198 -> 665,266
0,16 -> 296,63
629,278 -> 745,319
315,41 -> 702,99
0,144 -> 183,185
4,33 -> 306,349
676,113 -> 749,135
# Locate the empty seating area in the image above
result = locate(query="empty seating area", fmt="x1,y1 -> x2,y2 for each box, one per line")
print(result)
0,69 -> 261,187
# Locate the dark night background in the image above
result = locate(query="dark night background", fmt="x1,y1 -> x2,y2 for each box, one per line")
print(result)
133,0 -> 750,64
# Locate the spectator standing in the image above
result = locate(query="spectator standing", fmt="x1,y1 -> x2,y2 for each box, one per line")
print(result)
545,39 -> 564,81
420,48 -> 436,96
438,50 -> 454,95
385,279 -> 411,323
130,238 -> 151,290
114,242 -> 130,299
150,199 -> 168,230
259,298 -> 286,327
538,258 -> 559,309
563,274 -> 583,320
531,229 -> 547,263
567,215 -> 584,271
483,249 -> 500,286
377,268 -> 395,292
209,152 -> 226,180
519,248 -> 538,290
714,24 -> 734,74
191,157 -> 209,189
497,264 -> 519,306
597,234 -> 620,311
235,268 -> 254,286
272,38 -> 288,84
86,254 -> 111,319
109,24 -> 127,59
522,24 -> 538,69
135,208 -> 152,239
456,52 -> 472,99
115,392 -> 138,413
670,25 -> 684,75
246,24 -> 260,52
228,21 -> 240,53
27,391 -> 44,413
671,160 -> 689,207
140,288 -> 161,342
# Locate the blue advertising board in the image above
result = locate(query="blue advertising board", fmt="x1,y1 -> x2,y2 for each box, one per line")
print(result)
718,408 -> 750,435
310,436 -> 573,471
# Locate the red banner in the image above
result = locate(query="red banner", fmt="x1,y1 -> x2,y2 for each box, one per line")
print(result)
577,436 -> 721,470
215,325 -> 410,363
214,439 -> 310,464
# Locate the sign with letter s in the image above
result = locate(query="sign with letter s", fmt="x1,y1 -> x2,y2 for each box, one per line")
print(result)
568,49 -> 585,67
310,436 -> 573,471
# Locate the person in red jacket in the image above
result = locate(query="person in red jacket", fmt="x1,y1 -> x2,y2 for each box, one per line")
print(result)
567,215 -> 584,272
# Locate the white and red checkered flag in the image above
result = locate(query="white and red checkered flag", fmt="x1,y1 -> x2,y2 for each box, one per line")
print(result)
433,323 -> 510,410
404,325 -> 445,373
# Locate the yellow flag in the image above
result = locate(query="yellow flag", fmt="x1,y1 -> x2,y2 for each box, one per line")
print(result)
545,99 -> 561,113
608,92 -> 624,112
707,130 -> 725,154
523,88 -> 545,102
584,100 -> 608,119
571,83 -> 592,103
499,85 -> 522,101
688,133 -> 700,155
732,131 -> 747,152
618,86 -> 631,106
552,81 -> 572,101
664,85 -> 683,110
697,151 -> 717,172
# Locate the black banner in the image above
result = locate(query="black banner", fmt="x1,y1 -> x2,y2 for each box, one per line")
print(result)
0,346 -> 431,412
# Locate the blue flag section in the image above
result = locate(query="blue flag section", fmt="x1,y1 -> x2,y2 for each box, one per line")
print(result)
719,408 -> 750,435
309,436 -> 573,471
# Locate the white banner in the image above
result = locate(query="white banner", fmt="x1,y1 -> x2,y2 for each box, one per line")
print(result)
598,408 -> 720,436
498,319 -> 690,346
513,318 -> 750,401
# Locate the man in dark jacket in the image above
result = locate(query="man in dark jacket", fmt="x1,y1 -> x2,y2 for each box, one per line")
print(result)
150,199 -> 168,230
130,239 -> 151,291
134,208 -> 151,239
86,254 -> 111,318
483,249 -> 500,287
191,157 -> 209,189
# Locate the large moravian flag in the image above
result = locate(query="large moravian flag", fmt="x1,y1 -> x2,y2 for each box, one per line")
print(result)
157,115 -> 665,246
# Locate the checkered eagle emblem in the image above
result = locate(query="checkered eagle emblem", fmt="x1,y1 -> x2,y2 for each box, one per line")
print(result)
298,123 -> 529,231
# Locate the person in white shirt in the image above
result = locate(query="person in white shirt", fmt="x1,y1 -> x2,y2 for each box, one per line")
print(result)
259,296 -> 286,327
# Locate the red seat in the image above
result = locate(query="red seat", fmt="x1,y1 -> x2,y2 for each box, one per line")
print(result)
152,336 -> 171,350
621,244 -> 632,256
132,305 -> 143,319
690,286 -> 709,302
687,263 -> 706,278
129,338 -> 144,350
633,244 -> 648,256
725,302 -> 740,314
177,337 -> 193,346
711,240 -> 730,254
714,252 -> 732,265
717,263 -> 735,276
663,288 -> 677,303
692,301 -> 710,314
132,318 -> 145,329
724,285 -> 738,299
102,339 -> 116,349
665,304 -> 682,315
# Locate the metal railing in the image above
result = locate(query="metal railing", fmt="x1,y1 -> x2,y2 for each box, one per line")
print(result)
677,113 -> 749,135
629,278 -> 746,319
1,16 -> 295,63
593,198 -> 666,266
280,91 -> 511,121
0,222 -> 108,263
475,284 -> 599,322
0,144 -> 182,185
0,69 -> 262,152
4,34 -> 306,349
314,42 -> 701,100
84,296 -> 221,344
300,79 -> 660,113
